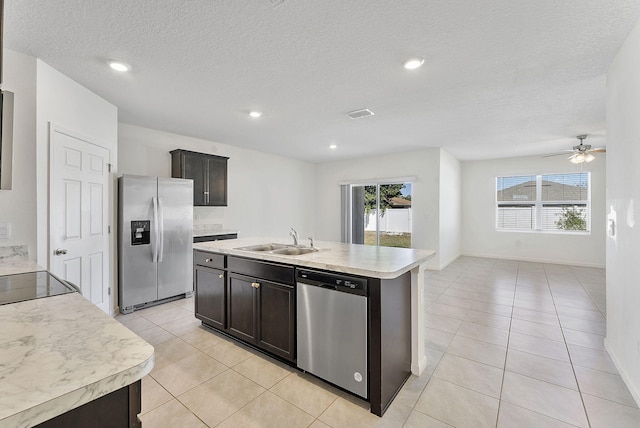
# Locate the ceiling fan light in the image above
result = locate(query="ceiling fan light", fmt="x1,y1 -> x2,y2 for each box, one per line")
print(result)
570,153 -> 585,164
584,153 -> 595,163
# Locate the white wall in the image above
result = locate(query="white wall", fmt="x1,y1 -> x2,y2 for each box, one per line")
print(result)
605,16 -> 640,406
0,50 -> 37,257
461,154 -> 606,267
118,123 -> 316,239
314,148 -> 444,269
35,60 -> 118,309
439,150 -> 462,268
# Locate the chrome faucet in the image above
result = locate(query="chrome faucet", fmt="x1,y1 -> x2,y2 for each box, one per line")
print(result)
290,228 -> 299,246
308,236 -> 315,249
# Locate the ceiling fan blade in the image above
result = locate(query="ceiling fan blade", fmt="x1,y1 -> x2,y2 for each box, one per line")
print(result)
542,149 -> 576,158
591,148 -> 606,153
543,151 -> 574,158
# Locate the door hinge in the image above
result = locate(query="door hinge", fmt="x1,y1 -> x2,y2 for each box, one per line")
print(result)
107,163 -> 112,172
108,287 -> 111,296
108,225 -> 111,234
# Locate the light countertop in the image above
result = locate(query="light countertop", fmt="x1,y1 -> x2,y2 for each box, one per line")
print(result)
193,237 -> 435,279
0,260 -> 44,276
0,266 -> 154,428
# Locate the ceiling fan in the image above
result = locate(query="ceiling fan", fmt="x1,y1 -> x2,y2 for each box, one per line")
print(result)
544,135 -> 606,164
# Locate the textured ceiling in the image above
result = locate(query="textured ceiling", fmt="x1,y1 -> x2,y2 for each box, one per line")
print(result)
4,0 -> 640,162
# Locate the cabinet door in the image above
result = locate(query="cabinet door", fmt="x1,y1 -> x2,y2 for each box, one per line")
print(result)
194,265 -> 226,330
227,274 -> 257,342
256,280 -> 295,361
182,153 -> 207,206
206,156 -> 227,206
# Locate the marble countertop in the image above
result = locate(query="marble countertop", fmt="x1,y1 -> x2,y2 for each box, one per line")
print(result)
193,228 -> 239,238
0,260 -> 44,276
0,280 -> 154,427
194,237 -> 435,279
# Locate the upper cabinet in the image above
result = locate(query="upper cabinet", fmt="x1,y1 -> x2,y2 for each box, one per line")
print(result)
170,149 -> 228,206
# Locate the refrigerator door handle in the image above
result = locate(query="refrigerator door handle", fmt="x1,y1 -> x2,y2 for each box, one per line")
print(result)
158,197 -> 164,263
152,196 -> 159,263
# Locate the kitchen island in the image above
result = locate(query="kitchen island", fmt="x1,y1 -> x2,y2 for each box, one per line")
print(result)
193,238 -> 435,416
0,262 -> 154,428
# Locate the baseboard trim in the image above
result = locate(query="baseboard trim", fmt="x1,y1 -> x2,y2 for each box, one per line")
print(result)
423,253 -> 461,272
438,253 -> 461,271
460,251 -> 605,269
604,337 -> 640,408
411,356 -> 428,376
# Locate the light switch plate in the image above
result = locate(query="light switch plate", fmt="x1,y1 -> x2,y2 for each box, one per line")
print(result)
0,223 -> 10,240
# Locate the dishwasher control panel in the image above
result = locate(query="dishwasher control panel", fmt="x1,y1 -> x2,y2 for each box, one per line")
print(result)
296,269 -> 367,296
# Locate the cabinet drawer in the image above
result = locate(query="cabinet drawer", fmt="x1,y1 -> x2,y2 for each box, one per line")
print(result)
194,251 -> 225,269
228,257 -> 295,285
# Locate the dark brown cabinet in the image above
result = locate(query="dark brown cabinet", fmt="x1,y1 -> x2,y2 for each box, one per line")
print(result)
194,251 -> 296,362
193,233 -> 238,243
256,279 -> 295,360
35,381 -> 141,428
170,149 -> 228,206
194,251 -> 226,329
226,272 -> 295,360
226,266 -> 296,362
227,273 -> 258,342
195,266 -> 226,329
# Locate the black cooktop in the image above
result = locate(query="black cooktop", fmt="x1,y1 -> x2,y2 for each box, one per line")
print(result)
0,271 -> 77,305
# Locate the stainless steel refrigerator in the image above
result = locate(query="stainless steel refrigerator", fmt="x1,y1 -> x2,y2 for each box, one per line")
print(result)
118,175 -> 193,313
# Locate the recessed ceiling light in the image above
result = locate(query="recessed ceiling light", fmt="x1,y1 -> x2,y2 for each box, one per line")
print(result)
329,144 -> 337,150
346,108 -> 375,119
249,111 -> 262,118
108,61 -> 131,72
402,57 -> 425,70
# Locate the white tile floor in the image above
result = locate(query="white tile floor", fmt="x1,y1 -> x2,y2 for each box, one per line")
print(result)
115,256 -> 640,427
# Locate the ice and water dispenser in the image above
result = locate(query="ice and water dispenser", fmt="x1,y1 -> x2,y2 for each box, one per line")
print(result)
130,220 -> 150,245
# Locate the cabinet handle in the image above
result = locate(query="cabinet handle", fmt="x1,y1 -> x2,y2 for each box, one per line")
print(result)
251,282 -> 261,289
218,274 -> 224,279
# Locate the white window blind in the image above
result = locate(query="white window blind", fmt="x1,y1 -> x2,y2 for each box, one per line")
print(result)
496,173 -> 590,232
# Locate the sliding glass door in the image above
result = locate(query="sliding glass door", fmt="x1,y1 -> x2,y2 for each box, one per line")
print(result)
350,183 -> 412,248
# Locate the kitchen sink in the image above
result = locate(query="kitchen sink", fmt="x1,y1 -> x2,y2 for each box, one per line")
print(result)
235,243 -> 319,256
235,243 -> 290,252
270,247 -> 317,256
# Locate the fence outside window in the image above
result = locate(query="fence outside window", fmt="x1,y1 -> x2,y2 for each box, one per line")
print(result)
496,173 -> 590,232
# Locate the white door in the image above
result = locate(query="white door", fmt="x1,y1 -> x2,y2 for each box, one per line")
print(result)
50,126 -> 111,314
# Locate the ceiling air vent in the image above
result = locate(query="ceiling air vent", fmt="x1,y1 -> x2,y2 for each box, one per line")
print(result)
266,0 -> 286,7
346,108 -> 375,120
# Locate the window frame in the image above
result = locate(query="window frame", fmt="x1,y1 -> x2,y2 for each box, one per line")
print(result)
495,172 -> 591,234
341,179 -> 414,248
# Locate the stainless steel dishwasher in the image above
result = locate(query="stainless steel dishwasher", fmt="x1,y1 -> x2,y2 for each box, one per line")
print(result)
296,268 -> 368,398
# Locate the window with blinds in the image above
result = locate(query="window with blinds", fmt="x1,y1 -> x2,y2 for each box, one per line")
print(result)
496,173 -> 589,232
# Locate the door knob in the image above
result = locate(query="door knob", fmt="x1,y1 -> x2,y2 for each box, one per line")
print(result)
54,248 -> 68,256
